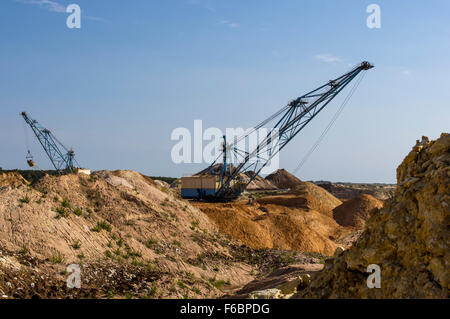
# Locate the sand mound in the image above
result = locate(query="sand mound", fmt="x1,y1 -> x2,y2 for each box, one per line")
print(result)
276,182 -> 343,216
0,170 -> 255,298
0,172 -> 29,188
194,198 -> 349,256
265,169 -> 302,189
332,194 -> 383,228
295,133 -> 450,298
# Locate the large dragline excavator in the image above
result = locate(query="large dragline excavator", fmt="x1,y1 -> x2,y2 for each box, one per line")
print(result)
180,61 -> 374,201
21,112 -> 89,174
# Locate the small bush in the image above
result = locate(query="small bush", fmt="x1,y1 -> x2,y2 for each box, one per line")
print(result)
55,207 -> 69,219
61,198 -> 71,208
49,252 -> 64,264
20,245 -> 29,255
73,207 -> 82,216
20,195 -> 30,204
72,240 -> 81,250
92,221 -> 112,232
145,238 -> 158,248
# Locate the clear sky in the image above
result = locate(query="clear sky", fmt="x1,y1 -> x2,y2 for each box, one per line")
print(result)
1,0 -> 449,183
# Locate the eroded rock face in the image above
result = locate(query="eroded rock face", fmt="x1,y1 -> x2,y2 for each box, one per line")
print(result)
294,133 -> 449,299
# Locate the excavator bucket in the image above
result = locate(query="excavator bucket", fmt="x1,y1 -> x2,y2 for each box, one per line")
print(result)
27,159 -> 36,167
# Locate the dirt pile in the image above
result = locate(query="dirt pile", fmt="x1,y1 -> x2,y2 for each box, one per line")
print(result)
315,182 -> 395,201
295,134 -> 449,298
280,182 -> 343,216
193,196 -> 350,256
332,194 -> 383,228
0,172 -> 29,188
265,169 -> 302,189
0,170 -> 257,298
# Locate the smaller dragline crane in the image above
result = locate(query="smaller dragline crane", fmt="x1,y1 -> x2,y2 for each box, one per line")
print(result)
21,112 -> 77,173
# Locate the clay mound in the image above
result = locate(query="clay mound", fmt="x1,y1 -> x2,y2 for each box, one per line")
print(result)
245,173 -> 277,191
295,133 -> 450,298
265,169 -> 302,189
194,198 -> 349,256
332,194 -> 383,228
274,182 -> 343,216
0,172 -> 29,188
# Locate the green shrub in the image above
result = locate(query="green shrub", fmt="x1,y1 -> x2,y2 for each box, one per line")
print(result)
73,207 -> 82,216
20,195 -> 30,204
92,221 -> 112,232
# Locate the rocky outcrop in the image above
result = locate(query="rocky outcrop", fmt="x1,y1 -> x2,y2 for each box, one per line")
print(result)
294,134 -> 449,298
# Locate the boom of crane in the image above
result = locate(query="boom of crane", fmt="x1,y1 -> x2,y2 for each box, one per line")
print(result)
21,112 -> 76,173
180,61 -> 374,201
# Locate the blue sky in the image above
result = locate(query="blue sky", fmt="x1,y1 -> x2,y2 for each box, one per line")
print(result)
1,0 -> 449,183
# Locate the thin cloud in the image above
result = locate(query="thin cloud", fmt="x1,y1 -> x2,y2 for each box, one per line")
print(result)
315,54 -> 343,63
218,19 -> 240,28
16,0 -> 66,13
16,0 -> 106,22
402,69 -> 412,76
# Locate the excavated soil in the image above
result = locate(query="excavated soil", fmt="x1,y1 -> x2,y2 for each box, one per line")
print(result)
193,193 -> 351,256
0,170 -> 258,298
332,194 -> 383,228
265,169 -> 302,189
0,172 -> 29,188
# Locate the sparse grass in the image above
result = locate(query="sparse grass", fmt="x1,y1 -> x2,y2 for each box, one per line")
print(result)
61,197 -> 71,208
77,253 -> 85,260
143,285 -> 157,299
55,207 -> 69,219
172,240 -> 181,248
105,250 -> 112,258
73,207 -> 82,216
177,280 -> 186,289
211,279 -> 225,290
92,221 -> 112,232
20,195 -> 30,204
35,199 -> 42,205
126,249 -> 142,258
53,196 -> 59,203
117,237 -> 124,247
49,252 -> 64,264
190,219 -> 199,230
106,290 -> 115,298
19,245 -> 29,255
145,238 -> 158,248
72,240 -> 81,250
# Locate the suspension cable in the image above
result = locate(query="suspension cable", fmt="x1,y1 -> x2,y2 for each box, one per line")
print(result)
293,71 -> 366,175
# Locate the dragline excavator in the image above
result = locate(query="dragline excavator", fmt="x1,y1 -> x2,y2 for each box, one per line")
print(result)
180,61 -> 374,201
21,112 -> 90,175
